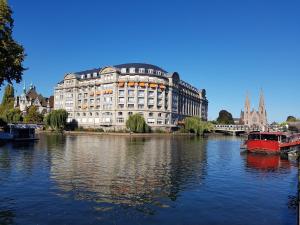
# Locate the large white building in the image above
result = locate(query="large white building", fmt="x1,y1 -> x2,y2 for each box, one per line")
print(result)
54,63 -> 208,130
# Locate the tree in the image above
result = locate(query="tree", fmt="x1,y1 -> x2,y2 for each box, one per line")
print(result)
216,110 -> 234,125
24,106 -> 43,123
126,114 -> 149,133
2,108 -> 22,122
0,0 -> 26,87
44,109 -> 68,131
286,116 -> 297,123
0,84 -> 14,114
184,116 -> 214,136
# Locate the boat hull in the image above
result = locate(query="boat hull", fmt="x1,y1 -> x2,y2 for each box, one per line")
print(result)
247,140 -> 280,153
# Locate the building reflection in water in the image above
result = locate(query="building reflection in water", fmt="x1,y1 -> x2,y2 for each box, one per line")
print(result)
49,135 -> 208,211
246,153 -> 291,171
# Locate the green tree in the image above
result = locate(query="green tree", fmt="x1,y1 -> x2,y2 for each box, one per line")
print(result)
3,108 -> 22,122
24,106 -> 43,123
126,114 -> 149,133
0,0 -> 26,87
184,116 -> 214,136
44,109 -> 68,131
286,116 -> 297,123
0,84 -> 14,114
216,110 -> 234,125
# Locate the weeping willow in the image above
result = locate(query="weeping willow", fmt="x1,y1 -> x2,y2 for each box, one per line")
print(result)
126,114 -> 149,133
44,109 -> 68,131
184,117 -> 214,136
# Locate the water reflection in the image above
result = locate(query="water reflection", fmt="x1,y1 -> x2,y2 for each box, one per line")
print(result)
246,154 -> 291,171
49,135 -> 207,211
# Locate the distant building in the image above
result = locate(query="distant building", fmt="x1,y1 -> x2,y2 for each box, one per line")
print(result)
14,83 -> 54,114
54,63 -> 208,130
240,91 -> 268,131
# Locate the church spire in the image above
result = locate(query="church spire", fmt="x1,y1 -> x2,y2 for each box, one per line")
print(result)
245,92 -> 250,113
259,89 -> 265,109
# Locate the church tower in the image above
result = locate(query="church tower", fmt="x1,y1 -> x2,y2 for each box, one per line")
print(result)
258,90 -> 267,129
244,93 -> 251,126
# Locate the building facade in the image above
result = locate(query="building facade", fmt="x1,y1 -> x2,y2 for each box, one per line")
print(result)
14,83 -> 54,114
54,63 -> 208,130
240,91 -> 268,131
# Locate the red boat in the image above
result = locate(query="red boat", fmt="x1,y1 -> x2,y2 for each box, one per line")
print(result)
246,132 -> 300,154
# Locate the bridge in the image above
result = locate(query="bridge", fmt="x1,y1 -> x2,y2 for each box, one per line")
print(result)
214,125 -> 248,136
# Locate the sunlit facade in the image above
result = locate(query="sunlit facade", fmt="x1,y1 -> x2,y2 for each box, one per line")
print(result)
54,63 -> 208,130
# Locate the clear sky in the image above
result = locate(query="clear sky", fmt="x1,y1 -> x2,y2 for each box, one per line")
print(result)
2,0 -> 300,122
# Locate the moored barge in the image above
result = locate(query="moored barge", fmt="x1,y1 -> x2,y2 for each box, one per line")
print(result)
246,132 -> 300,154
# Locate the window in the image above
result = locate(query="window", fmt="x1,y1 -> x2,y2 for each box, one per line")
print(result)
90,99 -> 94,104
138,97 -> 144,104
149,112 -> 153,117
87,74 -> 91,79
148,91 -> 154,97
121,68 -> 127,73
81,74 -> 85,79
157,120 -> 163,125
158,113 -> 162,117
96,112 -> 99,116
128,90 -> 134,96
83,113 -> 86,116
138,90 -> 144,97
77,113 -> 80,116
89,112 -> 93,116
93,72 -> 97,78
119,97 -> 125,103
147,118 -> 155,124
117,118 -> 124,123
128,112 -> 133,116
129,68 -> 135,73
148,69 -> 153,74
156,71 -> 162,75
119,90 -> 125,96
139,68 -> 145,73
118,112 -> 123,116
138,104 -> 144,109
148,98 -> 154,105
84,93 -> 88,98
128,104 -> 134,108
128,97 -> 135,103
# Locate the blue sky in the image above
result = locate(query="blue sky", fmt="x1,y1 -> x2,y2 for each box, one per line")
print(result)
2,0 -> 299,122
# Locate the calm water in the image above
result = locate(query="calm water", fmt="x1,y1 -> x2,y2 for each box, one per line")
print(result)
0,134 -> 297,225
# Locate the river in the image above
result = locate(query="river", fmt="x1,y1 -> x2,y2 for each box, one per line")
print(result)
0,134 -> 297,225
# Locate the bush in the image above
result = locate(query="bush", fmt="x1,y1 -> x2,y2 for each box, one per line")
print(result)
126,114 -> 149,133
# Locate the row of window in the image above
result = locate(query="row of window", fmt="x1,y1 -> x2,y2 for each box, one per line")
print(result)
72,111 -> 167,117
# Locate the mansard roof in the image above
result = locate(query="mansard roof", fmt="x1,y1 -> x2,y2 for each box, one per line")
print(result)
73,63 -> 168,76
114,63 -> 167,73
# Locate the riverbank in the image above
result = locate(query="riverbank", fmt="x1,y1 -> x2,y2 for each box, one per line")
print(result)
37,130 -> 205,137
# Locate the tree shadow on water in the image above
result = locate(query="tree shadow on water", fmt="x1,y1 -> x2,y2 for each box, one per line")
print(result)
0,209 -> 15,225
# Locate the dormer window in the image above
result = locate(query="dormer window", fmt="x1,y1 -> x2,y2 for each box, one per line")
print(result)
156,71 -> 162,75
121,68 -> 127,74
139,68 -> 145,73
93,72 -> 97,78
148,69 -> 153,74
87,74 -> 91,79
129,68 -> 136,74
81,74 -> 85,79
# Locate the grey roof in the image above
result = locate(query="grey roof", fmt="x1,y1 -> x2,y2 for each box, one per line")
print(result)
74,68 -> 102,75
74,63 -> 167,75
114,63 -> 167,73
